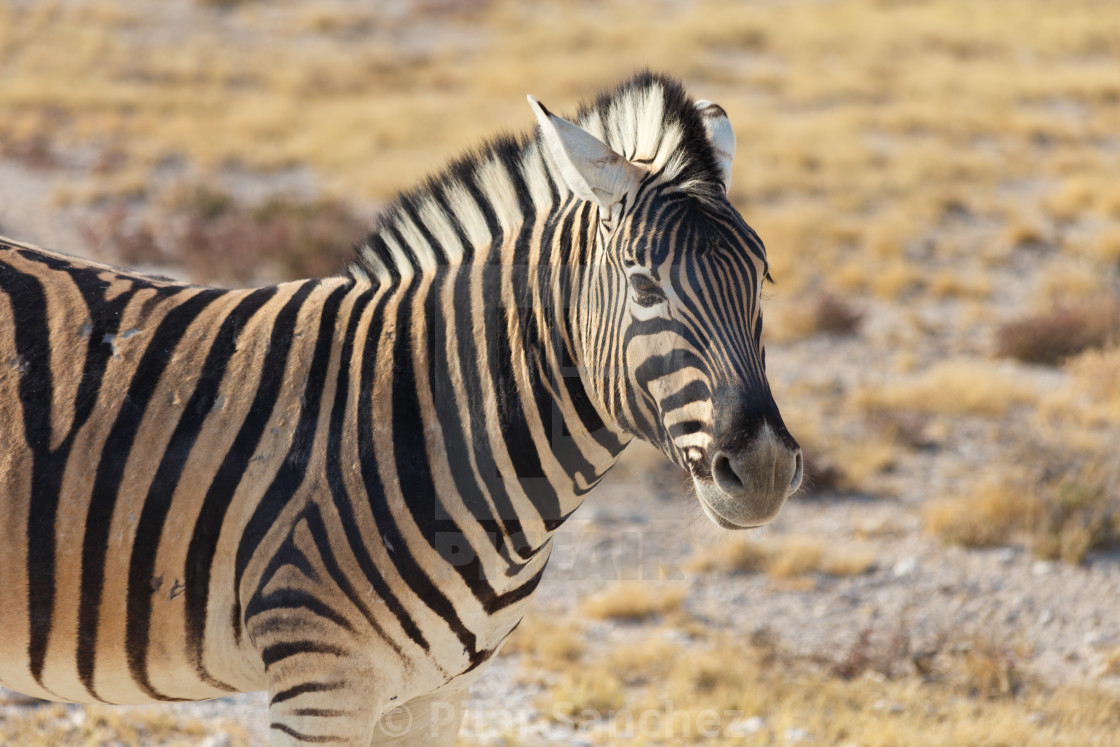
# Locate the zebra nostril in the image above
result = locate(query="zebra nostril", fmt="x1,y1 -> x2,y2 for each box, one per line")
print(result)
789,450 -> 804,492
711,452 -> 744,492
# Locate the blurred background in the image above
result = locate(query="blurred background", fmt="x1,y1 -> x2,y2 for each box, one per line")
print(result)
2,0 -> 1120,744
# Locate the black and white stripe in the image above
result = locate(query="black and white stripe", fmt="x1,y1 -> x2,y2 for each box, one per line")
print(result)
0,72 -> 800,745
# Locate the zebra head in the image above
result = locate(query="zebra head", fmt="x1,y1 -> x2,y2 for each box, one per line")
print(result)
530,79 -> 802,529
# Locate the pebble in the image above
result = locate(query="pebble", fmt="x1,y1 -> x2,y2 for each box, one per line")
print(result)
725,716 -> 767,736
993,548 -> 1016,564
786,726 -> 813,743
1083,631 -> 1107,648
893,556 -> 919,577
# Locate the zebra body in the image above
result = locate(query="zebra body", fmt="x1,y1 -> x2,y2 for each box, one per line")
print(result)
0,73 -> 801,745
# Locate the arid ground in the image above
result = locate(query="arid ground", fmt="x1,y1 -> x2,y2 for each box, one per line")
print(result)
2,0 -> 1120,744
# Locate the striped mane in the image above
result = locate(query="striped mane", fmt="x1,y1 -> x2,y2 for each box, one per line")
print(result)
349,71 -> 725,283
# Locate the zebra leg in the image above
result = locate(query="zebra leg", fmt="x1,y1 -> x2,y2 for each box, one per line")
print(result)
369,688 -> 468,747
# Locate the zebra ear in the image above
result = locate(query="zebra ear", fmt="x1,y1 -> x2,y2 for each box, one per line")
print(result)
527,95 -> 642,211
695,100 -> 736,192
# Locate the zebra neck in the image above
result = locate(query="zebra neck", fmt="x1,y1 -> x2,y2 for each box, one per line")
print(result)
345,261 -> 628,586
348,134 -> 635,531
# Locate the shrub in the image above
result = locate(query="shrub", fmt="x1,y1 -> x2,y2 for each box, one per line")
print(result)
176,194 -> 365,284
926,441 -> 1120,564
81,188 -> 367,285
0,135 -> 55,169
812,291 -> 865,335
923,481 -> 1032,549
1031,468 -> 1119,565
996,298 -> 1120,365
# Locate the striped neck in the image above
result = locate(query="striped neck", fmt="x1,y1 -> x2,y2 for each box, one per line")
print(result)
350,151 -> 630,542
344,72 -> 729,529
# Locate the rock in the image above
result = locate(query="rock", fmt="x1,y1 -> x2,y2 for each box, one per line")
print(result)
893,556 -> 919,577
785,726 -> 813,743
994,548 -> 1016,564
725,716 -> 767,736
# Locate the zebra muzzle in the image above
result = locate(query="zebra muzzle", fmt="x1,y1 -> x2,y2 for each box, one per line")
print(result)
694,422 -> 802,528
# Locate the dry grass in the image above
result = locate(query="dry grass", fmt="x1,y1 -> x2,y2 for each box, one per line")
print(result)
1067,345 -> 1120,404
1103,648 -> 1120,678
579,582 -> 687,622
687,535 -> 876,580
548,666 -> 628,721
1031,464 -> 1120,565
831,621 -> 1025,698
0,702 -> 249,746
923,479 -> 1033,549
925,442 -> 1120,564
1040,344 -> 1120,427
0,134 -> 56,169
497,618 -> 1120,747
800,451 -> 847,493
3,0 -> 1119,213
856,360 -> 1038,417
684,539 -> 770,575
827,436 -> 898,491
928,270 -> 992,300
1038,261 -> 1115,301
776,407 -> 898,495
501,614 -> 586,668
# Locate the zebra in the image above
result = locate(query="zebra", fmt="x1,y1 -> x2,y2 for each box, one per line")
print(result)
0,72 -> 802,745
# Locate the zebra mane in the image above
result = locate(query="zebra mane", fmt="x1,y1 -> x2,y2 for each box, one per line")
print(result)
349,71 -> 725,283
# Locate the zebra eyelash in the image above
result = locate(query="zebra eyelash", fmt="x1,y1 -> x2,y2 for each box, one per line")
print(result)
627,272 -> 666,307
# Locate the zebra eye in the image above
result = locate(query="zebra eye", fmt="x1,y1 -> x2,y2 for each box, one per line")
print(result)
628,273 -> 665,307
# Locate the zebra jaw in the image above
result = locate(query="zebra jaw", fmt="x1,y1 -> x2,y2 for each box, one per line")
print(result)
691,475 -> 791,530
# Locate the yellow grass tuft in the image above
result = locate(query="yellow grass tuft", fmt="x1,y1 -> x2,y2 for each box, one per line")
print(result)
547,666 -> 627,721
606,636 -> 691,686
928,269 -> 992,300
684,538 -> 770,574
579,582 -> 687,622
1067,345 -> 1120,405
500,614 -> 586,668
1044,176 -> 1097,222
923,479 -> 1033,548
764,536 -> 828,579
1002,212 -> 1051,248
1102,647 -> 1120,678
954,633 -> 1025,698
856,360 -> 1038,417
1037,260 -> 1114,304
688,535 -> 876,580
828,436 -> 898,491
